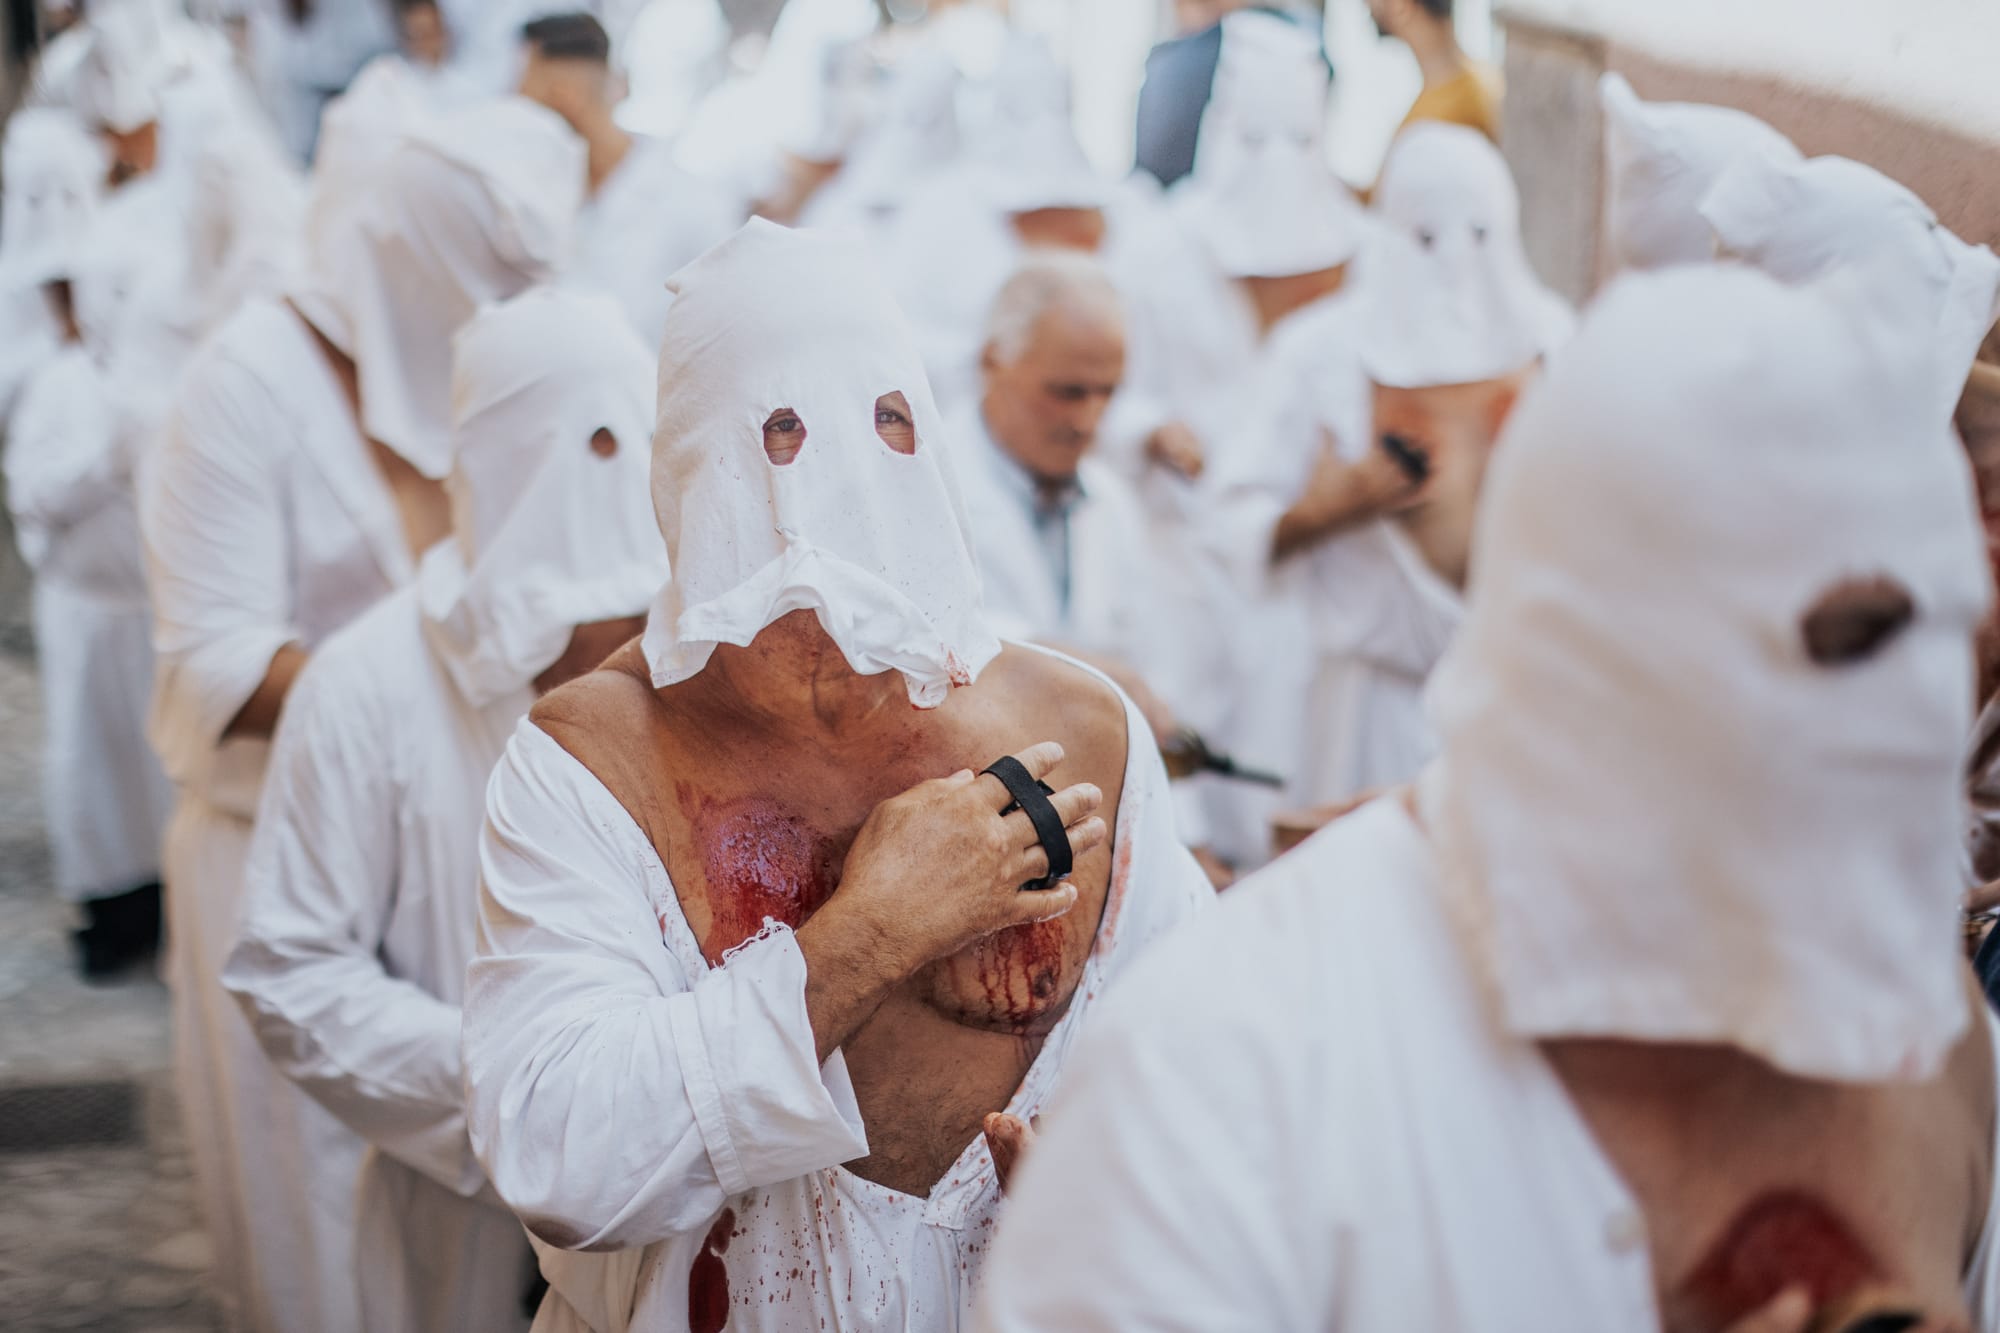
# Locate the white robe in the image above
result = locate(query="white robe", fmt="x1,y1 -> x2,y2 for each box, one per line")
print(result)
463,666 -> 1213,1332
143,296 -> 416,1333
567,135 -> 740,348
221,573 -> 535,1333
5,346 -> 172,902
1204,294 -> 1460,863
975,797 -> 2000,1331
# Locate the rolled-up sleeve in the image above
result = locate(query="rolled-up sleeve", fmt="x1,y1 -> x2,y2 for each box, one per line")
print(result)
140,353 -> 301,787
462,724 -> 868,1253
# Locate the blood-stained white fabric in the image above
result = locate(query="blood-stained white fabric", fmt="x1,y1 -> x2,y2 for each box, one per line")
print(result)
220,288 -> 662,1332
142,296 -> 416,1333
567,133 -> 740,346
1597,72 -> 1800,273
291,97 -> 584,478
463,656 -> 1210,1332
1427,266 -> 1987,1082
642,220 -> 998,707
1700,150 -> 2000,425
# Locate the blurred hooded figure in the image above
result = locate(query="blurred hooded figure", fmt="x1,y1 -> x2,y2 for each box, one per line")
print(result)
516,9 -> 739,345
2,118 -> 177,978
222,289 -> 666,1333
1203,121 -> 1566,865
980,259 -> 2000,1333
142,96 -> 582,1333
0,107 -> 104,419
1597,73 -> 1800,275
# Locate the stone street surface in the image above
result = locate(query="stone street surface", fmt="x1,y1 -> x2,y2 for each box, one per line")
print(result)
0,547 -> 222,1331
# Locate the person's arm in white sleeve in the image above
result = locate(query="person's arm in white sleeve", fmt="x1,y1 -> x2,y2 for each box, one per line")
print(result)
221,648 -> 484,1197
461,730 -> 872,1252
141,355 -> 304,774
976,921 -> 1336,1332
3,358 -> 134,542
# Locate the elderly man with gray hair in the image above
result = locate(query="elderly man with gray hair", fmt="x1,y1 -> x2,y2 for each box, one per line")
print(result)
955,251 -> 1231,886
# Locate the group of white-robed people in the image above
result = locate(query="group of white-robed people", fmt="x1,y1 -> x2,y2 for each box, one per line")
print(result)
27,7 -> 2000,1332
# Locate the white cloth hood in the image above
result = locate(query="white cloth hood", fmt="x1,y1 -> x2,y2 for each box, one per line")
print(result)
421,288 -> 665,707
293,97 -> 584,480
1357,122 -> 1572,388
1700,150 -> 2000,425
1598,72 -> 1800,272
1424,264 -> 1991,1083
72,0 -> 175,133
969,38 -> 1106,215
0,108 -> 105,289
823,48 -> 961,216
1180,10 -> 1361,279
641,219 -> 999,706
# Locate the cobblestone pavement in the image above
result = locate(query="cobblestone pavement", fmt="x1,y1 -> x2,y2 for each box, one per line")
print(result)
0,626 -> 222,1331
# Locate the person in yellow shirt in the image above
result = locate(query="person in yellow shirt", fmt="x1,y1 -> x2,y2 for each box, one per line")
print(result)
1368,0 -> 1502,143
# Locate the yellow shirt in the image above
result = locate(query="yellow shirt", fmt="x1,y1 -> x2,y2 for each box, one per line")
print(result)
1400,62 -> 1503,144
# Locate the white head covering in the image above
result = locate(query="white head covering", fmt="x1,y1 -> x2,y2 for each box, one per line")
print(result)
1598,72 -> 1801,273
1178,11 -> 1362,279
420,287 -> 666,706
641,220 -> 998,706
70,0 -> 222,134
1357,122 -> 1572,388
292,97 -> 585,480
1700,151 -> 2000,424
969,37 -> 1105,216
0,108 -> 106,290
815,47 -> 961,219
1425,264 -> 1990,1083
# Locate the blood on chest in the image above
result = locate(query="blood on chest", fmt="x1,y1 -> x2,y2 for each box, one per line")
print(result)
677,783 -> 843,967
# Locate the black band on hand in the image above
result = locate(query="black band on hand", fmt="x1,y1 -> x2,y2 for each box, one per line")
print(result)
983,755 -> 1072,887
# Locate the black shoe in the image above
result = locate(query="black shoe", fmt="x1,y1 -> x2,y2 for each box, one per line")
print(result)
74,882 -> 162,982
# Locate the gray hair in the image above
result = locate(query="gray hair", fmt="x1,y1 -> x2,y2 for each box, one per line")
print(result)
983,250 -> 1125,366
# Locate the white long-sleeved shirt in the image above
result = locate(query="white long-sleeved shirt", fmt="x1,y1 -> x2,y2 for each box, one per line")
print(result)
144,296 -> 417,818
223,569 -> 535,1333
463,662 -> 1212,1331
977,796 -> 2000,1331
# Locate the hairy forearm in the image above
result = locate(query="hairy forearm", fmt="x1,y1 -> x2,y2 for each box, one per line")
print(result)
223,642 -> 307,740
794,902 -> 909,1064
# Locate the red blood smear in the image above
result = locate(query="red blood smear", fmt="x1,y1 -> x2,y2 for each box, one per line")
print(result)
680,785 -> 840,966
1680,1191 -> 1880,1327
970,918 -> 1068,1030
687,1208 -> 736,1333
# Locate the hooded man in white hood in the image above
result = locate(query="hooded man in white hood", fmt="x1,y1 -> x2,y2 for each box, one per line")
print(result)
979,261 -> 2000,1333
460,219 -> 1211,1332
4,123 -> 178,978
142,95 -> 582,1333
221,288 -> 665,1333
1205,120 -> 1569,864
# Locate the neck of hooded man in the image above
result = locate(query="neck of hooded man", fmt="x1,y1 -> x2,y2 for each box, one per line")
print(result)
690,609 -> 914,745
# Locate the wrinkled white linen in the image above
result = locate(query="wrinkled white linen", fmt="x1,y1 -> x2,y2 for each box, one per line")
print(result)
1428,264 -> 1988,1082
291,97 -> 584,478
143,297 -> 415,1333
567,133 -> 739,346
464,656 -> 1210,1332
1597,72 -> 1800,273
977,799 -> 2000,1331
1700,149 -> 2000,424
642,220 -> 998,707
222,288 -> 663,1333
